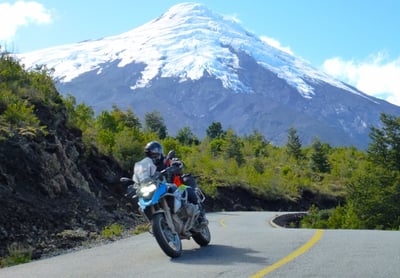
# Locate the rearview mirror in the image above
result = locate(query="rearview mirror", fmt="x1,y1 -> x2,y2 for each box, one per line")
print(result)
167,150 -> 176,160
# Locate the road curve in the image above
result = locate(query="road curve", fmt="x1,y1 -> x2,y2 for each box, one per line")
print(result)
1,211 -> 399,278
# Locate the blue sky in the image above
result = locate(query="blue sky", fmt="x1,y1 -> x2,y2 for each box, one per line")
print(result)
1,0 -> 400,106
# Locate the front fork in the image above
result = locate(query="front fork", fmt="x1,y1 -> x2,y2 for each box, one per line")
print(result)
141,198 -> 177,235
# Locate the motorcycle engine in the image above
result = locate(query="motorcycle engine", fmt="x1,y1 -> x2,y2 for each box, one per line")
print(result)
175,203 -> 200,237
177,203 -> 199,219
185,203 -> 199,216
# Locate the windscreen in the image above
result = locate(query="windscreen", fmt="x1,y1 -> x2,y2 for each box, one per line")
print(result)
133,157 -> 157,183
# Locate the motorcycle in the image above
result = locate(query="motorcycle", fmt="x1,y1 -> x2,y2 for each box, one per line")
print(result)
120,151 -> 211,258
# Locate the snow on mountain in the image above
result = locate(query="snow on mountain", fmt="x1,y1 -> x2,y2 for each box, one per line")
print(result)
17,2 -> 369,101
15,2 -> 400,148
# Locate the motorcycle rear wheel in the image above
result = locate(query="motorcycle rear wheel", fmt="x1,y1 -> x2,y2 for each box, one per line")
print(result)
152,213 -> 182,258
192,225 -> 211,246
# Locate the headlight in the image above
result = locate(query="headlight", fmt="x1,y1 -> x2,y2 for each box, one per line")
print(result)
139,183 -> 157,198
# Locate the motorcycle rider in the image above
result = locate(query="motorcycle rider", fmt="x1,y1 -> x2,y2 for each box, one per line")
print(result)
143,141 -> 208,226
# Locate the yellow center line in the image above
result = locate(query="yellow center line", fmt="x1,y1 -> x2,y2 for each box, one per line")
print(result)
219,215 -> 236,227
249,229 -> 324,278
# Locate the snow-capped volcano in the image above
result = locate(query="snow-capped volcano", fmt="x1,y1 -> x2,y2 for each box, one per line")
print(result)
20,2 -> 360,99
16,2 -> 400,148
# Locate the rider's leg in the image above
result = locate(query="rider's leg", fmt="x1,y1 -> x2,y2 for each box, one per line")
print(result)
183,174 -> 208,225
186,186 -> 207,225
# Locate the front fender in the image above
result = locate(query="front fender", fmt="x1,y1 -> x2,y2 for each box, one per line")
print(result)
138,182 -> 168,210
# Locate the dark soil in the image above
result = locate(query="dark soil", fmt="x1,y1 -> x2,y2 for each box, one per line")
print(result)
271,213 -> 308,228
204,185 -> 341,212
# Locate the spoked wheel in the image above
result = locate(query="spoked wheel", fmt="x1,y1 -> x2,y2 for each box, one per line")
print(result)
152,213 -> 182,258
192,224 -> 211,246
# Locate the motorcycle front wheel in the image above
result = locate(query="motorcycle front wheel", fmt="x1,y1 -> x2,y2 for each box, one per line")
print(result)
152,213 -> 182,258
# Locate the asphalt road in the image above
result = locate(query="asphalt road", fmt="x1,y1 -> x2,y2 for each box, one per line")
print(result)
1,211 -> 399,278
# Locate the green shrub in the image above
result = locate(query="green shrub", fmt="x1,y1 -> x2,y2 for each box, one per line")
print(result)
0,243 -> 32,267
101,224 -> 124,239
132,223 -> 151,235
300,205 -> 331,229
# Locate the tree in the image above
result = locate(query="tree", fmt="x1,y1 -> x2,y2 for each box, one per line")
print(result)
96,110 -> 118,132
209,138 -> 225,157
339,113 -> 400,229
346,166 -> 400,229
96,128 -> 115,155
144,111 -> 167,139
368,113 -> 400,171
112,128 -> 144,169
286,127 -> 302,160
176,126 -> 199,145
110,105 -> 141,131
310,137 -> 331,173
223,128 -> 244,165
244,129 -> 269,157
206,121 -> 225,139
63,94 -> 94,130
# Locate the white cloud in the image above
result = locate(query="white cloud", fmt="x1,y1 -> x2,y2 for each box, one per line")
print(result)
259,36 -> 294,55
0,1 -> 52,42
322,52 -> 400,106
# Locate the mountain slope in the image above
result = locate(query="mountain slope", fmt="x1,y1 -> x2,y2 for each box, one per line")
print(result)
17,2 -> 400,148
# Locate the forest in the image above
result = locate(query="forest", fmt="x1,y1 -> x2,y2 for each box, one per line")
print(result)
1,50 -> 400,231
